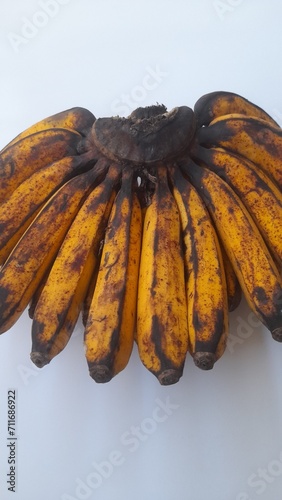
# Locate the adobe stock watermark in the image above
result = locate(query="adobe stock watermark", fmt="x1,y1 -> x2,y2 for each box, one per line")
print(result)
111,65 -> 168,116
213,0 -> 245,21
17,363 -> 41,385
227,311 -> 262,354
235,450 -> 282,499
7,0 -> 72,53
61,396 -> 179,500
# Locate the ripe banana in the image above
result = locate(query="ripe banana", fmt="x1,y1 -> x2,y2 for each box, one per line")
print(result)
197,116 -> 282,189
192,145 -> 282,265
136,165 -> 188,385
0,152 -> 95,265
0,164 -> 107,334
0,96 -> 280,383
84,166 -> 142,382
194,90 -> 279,127
181,159 -> 282,341
0,128 -> 83,202
170,166 -> 228,370
3,107 -> 95,151
30,163 -> 121,368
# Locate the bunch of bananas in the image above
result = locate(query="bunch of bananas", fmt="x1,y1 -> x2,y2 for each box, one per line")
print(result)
0,91 -> 281,385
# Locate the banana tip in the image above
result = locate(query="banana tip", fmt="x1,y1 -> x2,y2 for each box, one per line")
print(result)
30,352 -> 50,368
271,327 -> 282,342
158,369 -> 182,386
193,352 -> 215,370
89,365 -> 113,383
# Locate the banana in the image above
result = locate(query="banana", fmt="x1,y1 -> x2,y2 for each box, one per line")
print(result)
170,166 -> 228,370
0,152 -> 96,265
192,145 -> 282,265
0,128 -> 83,202
30,164 -> 121,368
136,165 -> 188,385
3,107 -> 95,151
0,163 -> 107,334
84,167 -> 142,382
181,159 -> 282,341
194,91 -> 279,127
196,116 -> 282,189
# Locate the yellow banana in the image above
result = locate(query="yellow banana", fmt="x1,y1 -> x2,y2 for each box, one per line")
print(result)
30,164 -> 121,368
136,165 -> 188,385
0,152 -> 96,265
84,167 -> 142,382
181,159 -> 282,341
194,91 -> 279,127
0,164 -> 107,334
192,145 -> 282,265
197,116 -> 282,189
3,107 -> 95,151
0,128 -> 82,202
170,166 -> 228,370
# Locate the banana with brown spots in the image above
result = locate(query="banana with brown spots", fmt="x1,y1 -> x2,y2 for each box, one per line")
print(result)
84,166 -> 142,382
0,163 -> 107,334
181,159 -> 282,341
197,116 -> 282,189
30,163 -> 121,368
194,91 -> 279,127
170,165 -> 229,370
136,165 -> 188,384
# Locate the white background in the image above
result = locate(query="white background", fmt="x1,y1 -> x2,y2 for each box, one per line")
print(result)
0,1 -> 282,499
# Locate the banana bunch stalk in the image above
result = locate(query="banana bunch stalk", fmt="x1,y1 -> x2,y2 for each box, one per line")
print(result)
0,92 -> 281,385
